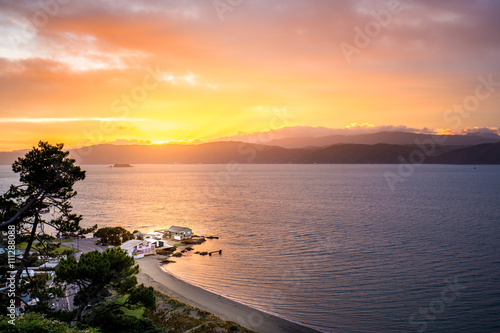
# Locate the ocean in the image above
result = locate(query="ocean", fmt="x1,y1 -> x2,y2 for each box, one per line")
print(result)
1,164 -> 499,332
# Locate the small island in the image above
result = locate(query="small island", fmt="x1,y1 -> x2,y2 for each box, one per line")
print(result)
112,163 -> 133,167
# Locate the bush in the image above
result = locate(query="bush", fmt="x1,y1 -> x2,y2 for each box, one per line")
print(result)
0,313 -> 100,333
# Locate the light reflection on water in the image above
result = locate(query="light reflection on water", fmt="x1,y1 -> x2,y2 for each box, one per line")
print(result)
1,164 -> 499,332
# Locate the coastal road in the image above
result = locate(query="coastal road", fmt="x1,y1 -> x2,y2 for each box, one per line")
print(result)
47,280 -> 75,312
53,238 -> 102,311
65,238 -> 105,260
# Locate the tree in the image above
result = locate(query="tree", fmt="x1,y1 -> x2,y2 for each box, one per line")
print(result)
94,227 -> 134,246
0,312 -> 100,333
55,247 -> 156,324
132,230 -> 144,240
0,141 -> 96,286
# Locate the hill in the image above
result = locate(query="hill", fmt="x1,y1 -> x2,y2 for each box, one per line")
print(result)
66,141 -> 500,165
0,134 -> 499,165
427,142 -> 500,164
265,131 -> 500,148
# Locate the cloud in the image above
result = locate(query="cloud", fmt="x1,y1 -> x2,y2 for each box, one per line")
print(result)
2,0 -> 500,73
108,139 -> 152,145
0,117 -> 150,123
2,0 -> 500,78
215,124 -> 437,143
159,72 -> 219,89
1,0 -> 499,151
215,124 -> 500,144
0,19 -> 149,72
436,126 -> 500,136
342,123 -> 435,135
108,138 -> 199,145
461,127 -> 500,136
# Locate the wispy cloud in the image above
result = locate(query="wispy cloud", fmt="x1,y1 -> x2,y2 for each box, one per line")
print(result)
108,138 -> 200,145
436,126 -> 500,136
160,72 -> 219,89
0,117 -> 150,123
214,124 -> 436,143
1,0 -> 499,151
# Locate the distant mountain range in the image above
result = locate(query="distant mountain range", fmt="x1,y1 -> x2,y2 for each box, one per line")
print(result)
0,131 -> 499,165
263,130 -> 500,148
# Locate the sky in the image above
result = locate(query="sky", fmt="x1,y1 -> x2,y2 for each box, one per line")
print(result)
0,0 -> 499,151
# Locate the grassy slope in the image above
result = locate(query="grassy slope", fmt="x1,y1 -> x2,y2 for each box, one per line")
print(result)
145,290 -> 256,333
16,242 -> 76,254
115,294 -> 145,319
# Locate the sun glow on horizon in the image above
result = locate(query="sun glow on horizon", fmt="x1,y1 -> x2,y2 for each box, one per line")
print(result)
1,1 -> 499,151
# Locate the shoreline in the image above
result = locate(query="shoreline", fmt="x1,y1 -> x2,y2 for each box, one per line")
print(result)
136,255 -> 322,333
161,265 -> 322,331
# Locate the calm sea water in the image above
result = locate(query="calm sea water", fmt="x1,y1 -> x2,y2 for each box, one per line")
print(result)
1,164 -> 499,332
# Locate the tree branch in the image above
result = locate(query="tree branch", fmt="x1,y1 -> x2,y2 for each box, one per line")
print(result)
15,213 -> 39,285
0,188 -> 45,229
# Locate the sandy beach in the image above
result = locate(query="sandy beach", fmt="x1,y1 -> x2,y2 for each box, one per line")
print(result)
136,255 -> 321,333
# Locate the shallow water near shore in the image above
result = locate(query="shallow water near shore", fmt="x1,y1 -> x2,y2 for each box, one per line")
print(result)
1,164 -> 499,332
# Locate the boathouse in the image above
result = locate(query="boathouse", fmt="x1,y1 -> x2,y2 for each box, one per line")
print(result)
164,226 -> 193,240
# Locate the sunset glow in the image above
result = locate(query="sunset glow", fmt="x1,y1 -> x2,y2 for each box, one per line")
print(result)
1,0 -> 499,150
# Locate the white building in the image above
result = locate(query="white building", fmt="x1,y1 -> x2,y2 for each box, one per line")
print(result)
145,231 -> 164,240
144,238 -> 167,249
38,262 -> 59,270
9,270 -> 35,278
120,240 -> 155,259
164,226 -> 193,240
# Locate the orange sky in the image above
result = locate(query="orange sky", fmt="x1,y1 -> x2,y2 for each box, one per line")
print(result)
1,0 -> 499,151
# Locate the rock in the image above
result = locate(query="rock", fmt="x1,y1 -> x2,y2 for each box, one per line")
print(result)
199,252 -> 208,256
184,237 -> 206,245
161,259 -> 175,264
172,252 -> 183,258
156,247 -> 176,255
206,236 -> 219,240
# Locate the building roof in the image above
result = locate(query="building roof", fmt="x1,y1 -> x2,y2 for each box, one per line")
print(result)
120,239 -> 146,250
144,238 -> 162,244
167,226 -> 192,233
39,262 -> 59,269
10,270 -> 35,277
